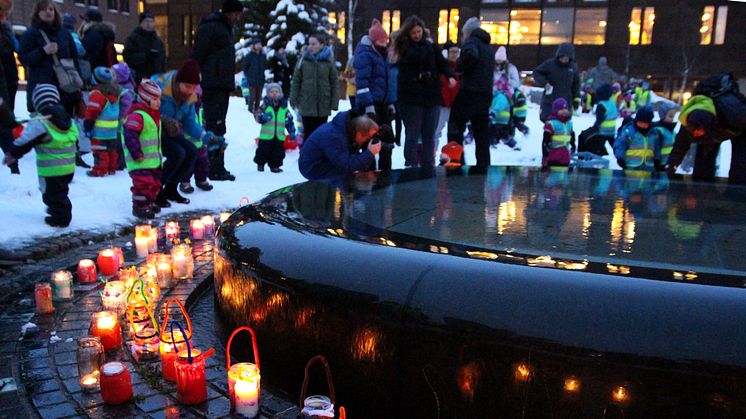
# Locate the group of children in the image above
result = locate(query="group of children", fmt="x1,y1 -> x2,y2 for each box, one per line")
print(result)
489,77 -> 528,151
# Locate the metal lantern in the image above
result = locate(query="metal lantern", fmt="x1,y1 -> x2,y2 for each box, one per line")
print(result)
100,362 -> 132,404
299,355 -> 337,419
171,322 -> 214,405
90,311 -> 122,352
77,336 -> 104,392
128,303 -> 160,361
159,298 -> 193,381
227,326 -> 261,418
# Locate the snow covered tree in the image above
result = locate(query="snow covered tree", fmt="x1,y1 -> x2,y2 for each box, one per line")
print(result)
235,0 -> 276,62
265,0 -> 334,66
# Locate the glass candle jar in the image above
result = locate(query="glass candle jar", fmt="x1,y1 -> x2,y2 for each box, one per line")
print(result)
229,363 -> 261,418
90,311 -> 122,352
190,219 -> 205,240
302,395 -> 335,418
160,329 -> 189,381
77,336 -> 104,392
97,248 -> 122,276
164,221 -> 180,244
34,283 -> 55,314
100,362 -> 132,404
175,349 -> 207,405
170,244 -> 194,280
200,215 -> 215,238
148,226 -> 158,253
156,257 -> 174,289
77,259 -> 97,284
101,280 -> 127,317
51,270 -> 74,301
129,305 -> 160,362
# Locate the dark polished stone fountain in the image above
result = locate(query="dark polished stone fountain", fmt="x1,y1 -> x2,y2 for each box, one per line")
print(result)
215,166 -> 746,418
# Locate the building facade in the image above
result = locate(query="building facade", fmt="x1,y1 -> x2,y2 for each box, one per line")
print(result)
328,0 -> 746,96
9,0 -> 141,81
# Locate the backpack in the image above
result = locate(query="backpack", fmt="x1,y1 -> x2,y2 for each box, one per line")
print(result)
693,73 -> 746,131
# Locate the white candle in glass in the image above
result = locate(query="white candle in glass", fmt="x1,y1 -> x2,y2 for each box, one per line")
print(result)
51,270 -> 73,300
234,377 -> 260,417
135,237 -> 149,258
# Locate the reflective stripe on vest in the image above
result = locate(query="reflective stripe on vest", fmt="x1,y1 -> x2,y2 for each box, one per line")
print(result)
655,126 -> 675,164
259,106 -> 289,141
123,110 -> 162,172
491,93 -> 511,125
624,130 -> 654,169
183,107 -> 205,148
92,92 -> 120,140
36,121 -> 78,177
512,91 -> 527,118
549,119 -> 573,149
598,100 -> 619,137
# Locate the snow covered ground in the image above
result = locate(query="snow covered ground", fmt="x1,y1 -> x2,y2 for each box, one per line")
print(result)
1,92 -> 732,249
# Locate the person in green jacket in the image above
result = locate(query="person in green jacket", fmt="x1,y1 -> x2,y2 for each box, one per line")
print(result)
289,33 -> 339,142
3,84 -> 77,227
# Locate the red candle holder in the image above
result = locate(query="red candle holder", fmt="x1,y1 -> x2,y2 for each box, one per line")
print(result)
97,248 -> 123,276
77,259 -> 97,284
171,322 -> 213,405
159,298 -> 193,381
90,311 -> 122,352
34,283 -> 55,314
100,362 -> 132,404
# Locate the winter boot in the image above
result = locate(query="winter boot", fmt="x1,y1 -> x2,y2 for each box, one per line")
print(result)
9,162 -> 19,174
196,181 -> 213,191
151,204 -> 162,214
75,153 -> 91,168
133,207 -> 155,219
179,182 -> 195,194
209,152 -> 235,181
164,182 -> 190,204
257,164 -> 265,172
45,216 -> 70,228
270,167 -> 283,173
155,191 -> 171,208
86,170 -> 106,177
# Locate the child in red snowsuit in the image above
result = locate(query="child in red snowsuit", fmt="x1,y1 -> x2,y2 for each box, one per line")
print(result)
84,67 -> 123,176
122,80 -> 163,219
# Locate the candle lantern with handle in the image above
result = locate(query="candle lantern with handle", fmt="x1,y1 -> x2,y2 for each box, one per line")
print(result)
100,362 -> 132,404
77,259 -> 97,284
97,247 -> 123,276
128,303 -> 160,361
51,269 -> 74,301
171,322 -> 214,405
299,355 -> 338,419
101,280 -> 127,317
90,311 -> 122,352
126,278 -> 156,336
159,298 -> 193,381
35,283 -> 55,314
170,244 -> 194,280
227,326 -> 262,418
77,336 -> 104,391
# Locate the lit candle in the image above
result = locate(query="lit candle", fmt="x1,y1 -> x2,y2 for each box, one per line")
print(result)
100,362 -> 132,404
156,262 -> 174,288
97,248 -> 121,276
220,211 -> 231,223
170,244 -> 194,280
200,215 -> 215,238
34,283 -> 55,314
160,329 -> 188,381
135,236 -> 149,258
165,221 -> 180,244
51,270 -> 74,301
128,304 -> 160,361
231,364 -> 260,417
77,336 -> 104,392
190,219 -> 205,240
148,227 -> 158,253
77,259 -> 97,284
90,311 -> 122,352
175,349 -> 208,405
101,281 -> 127,317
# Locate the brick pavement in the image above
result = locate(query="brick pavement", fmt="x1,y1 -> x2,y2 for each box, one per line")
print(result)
0,217 -> 297,419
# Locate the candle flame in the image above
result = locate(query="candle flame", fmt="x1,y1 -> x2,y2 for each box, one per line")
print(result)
514,363 -> 531,382
564,377 -> 580,392
97,313 -> 117,329
612,386 -> 628,402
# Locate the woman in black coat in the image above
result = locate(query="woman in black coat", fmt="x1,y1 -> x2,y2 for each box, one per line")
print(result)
391,16 -> 455,167
18,0 -> 80,114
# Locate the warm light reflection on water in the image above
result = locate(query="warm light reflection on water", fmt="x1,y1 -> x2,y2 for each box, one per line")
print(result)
351,326 -> 382,362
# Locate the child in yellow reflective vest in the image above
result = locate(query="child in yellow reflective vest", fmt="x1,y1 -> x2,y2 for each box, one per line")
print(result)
254,83 -> 296,173
122,80 -> 163,219
542,98 -> 576,167
84,67 -> 123,177
614,106 -> 656,171
3,85 -> 78,227
650,103 -> 677,170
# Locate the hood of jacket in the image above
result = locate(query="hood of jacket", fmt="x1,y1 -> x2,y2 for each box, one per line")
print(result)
304,46 -> 333,62
263,96 -> 288,108
469,28 -> 491,45
555,43 -> 575,61
41,103 -> 72,131
127,101 -> 161,123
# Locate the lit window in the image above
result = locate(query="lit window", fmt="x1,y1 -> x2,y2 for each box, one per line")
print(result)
183,15 -> 191,47
481,9 -> 510,45
574,8 -> 607,45
700,6 -> 714,44
541,8 -> 573,45
437,8 -> 459,44
629,7 -> 654,45
509,9 -> 541,45
138,0 -> 144,14
328,12 -> 345,44
714,6 -> 727,45
382,10 -> 401,35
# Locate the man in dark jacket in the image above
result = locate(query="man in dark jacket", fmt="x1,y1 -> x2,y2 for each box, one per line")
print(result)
243,39 -> 267,113
123,11 -> 166,84
299,111 -> 382,180
586,57 -> 620,92
191,0 -> 244,181
533,43 -> 581,123
446,17 -> 494,172
80,9 -> 115,70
